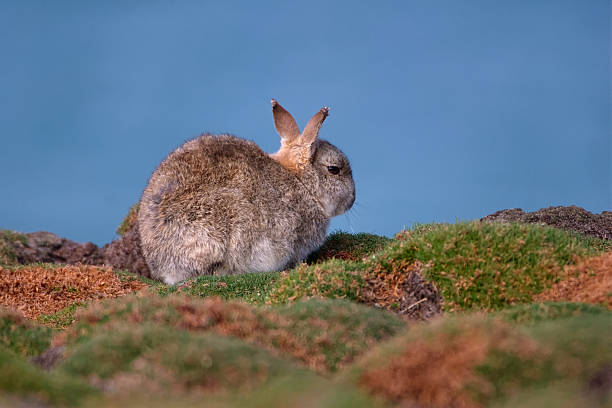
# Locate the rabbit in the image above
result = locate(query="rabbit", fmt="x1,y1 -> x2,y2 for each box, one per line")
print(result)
138,100 -> 355,284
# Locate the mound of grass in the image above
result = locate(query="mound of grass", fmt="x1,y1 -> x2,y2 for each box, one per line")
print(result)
0,346 -> 95,406
390,222 -> 608,311
59,325 -> 299,395
268,222 -> 609,312
498,302 -> 609,325
57,294 -> 405,374
346,313 -> 612,408
268,260 -> 365,305
0,308 -> 53,357
84,372 -> 380,408
307,231 -> 391,263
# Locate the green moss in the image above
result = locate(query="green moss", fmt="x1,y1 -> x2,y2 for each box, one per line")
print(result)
307,231 -> 391,263
0,309 -> 53,357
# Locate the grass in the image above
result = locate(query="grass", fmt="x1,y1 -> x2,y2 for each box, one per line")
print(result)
267,259 -> 365,305
158,272 -> 282,303
267,221 -> 609,312
0,308 -> 53,357
497,301 -> 609,325
59,325 -> 301,394
3,220 -> 611,406
0,346 -> 95,406
392,222 -> 608,310
346,312 -> 612,408
57,294 -> 405,374
307,231 -> 391,263
38,302 -> 87,329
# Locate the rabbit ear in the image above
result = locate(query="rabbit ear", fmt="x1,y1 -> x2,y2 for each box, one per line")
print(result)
269,104 -> 329,173
271,99 -> 300,142
300,106 -> 329,146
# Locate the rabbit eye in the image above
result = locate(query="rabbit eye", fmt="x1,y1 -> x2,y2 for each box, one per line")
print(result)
327,166 -> 340,175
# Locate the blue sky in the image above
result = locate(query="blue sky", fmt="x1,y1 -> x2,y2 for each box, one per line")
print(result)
1,1 -> 609,246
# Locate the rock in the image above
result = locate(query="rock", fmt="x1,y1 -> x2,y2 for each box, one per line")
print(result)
1,226 -> 151,279
481,205 -> 612,241
101,222 -> 151,278
7,231 -> 104,265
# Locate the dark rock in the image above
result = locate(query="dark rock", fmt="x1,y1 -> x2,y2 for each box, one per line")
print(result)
9,231 -> 104,265
3,224 -> 151,278
101,222 -> 151,278
481,205 -> 612,241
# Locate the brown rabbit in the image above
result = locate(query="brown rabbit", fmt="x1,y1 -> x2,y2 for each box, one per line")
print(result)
138,100 -> 355,284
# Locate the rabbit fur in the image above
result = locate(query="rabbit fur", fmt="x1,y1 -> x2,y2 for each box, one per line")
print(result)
138,100 -> 355,284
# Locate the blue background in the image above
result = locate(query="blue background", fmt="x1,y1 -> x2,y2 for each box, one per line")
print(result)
1,1 -> 610,245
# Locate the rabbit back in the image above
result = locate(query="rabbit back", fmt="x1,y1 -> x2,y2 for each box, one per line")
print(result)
138,134 -> 328,284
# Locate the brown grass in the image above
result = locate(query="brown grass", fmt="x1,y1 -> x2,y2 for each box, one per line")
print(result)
535,251 -> 612,309
358,319 -> 541,408
0,264 -> 148,319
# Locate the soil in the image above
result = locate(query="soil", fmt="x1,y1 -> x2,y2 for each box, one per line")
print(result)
481,205 -> 612,241
534,251 -> 612,309
362,261 -> 442,320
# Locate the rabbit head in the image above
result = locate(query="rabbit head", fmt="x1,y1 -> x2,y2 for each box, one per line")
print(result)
269,100 -> 355,218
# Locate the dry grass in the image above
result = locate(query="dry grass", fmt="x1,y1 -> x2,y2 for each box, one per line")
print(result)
357,318 -> 542,408
535,251 -> 612,309
0,264 -> 148,319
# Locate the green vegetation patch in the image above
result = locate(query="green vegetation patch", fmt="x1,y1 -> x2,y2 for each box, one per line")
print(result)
269,222 -> 607,312
59,325 -> 298,395
389,222 -> 608,311
0,346 -> 95,406
307,231 -> 391,263
58,294 -> 404,373
37,302 -> 87,329
497,301 -> 609,325
81,371 -> 379,408
162,271 -> 282,303
0,308 -> 53,357
347,313 -> 612,408
267,259 -> 365,305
